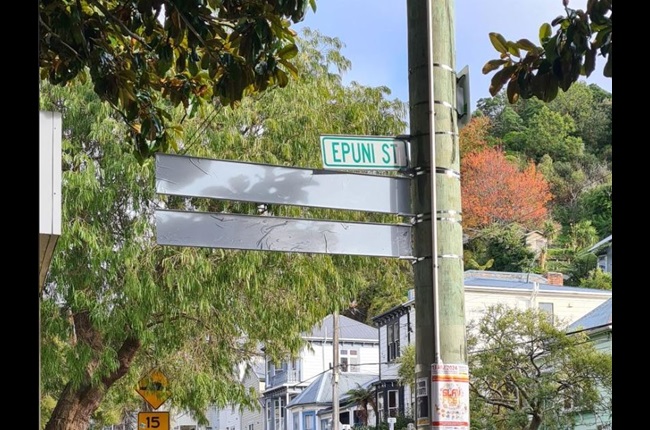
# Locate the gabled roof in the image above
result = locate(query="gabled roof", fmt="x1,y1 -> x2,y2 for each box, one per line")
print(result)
567,298 -> 612,333
287,371 -> 377,408
304,314 -> 378,342
373,271 -> 612,325
586,234 -> 612,254
464,270 -> 611,295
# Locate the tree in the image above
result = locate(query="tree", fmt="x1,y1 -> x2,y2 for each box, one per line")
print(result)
40,30 -> 413,430
579,268 -> 612,290
39,0 -> 316,160
483,0 -> 612,104
502,105 -> 584,163
463,224 -> 537,273
468,304 -> 612,430
396,343 -> 415,390
459,116 -> 495,157
461,147 -> 553,232
346,384 -> 378,427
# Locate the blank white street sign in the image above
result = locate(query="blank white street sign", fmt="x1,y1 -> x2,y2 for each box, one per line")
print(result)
156,210 -> 413,258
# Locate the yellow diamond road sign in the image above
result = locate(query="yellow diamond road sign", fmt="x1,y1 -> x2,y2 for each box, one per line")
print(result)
136,369 -> 171,410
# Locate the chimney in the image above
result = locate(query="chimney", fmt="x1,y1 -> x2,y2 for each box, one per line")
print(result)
546,272 -> 564,286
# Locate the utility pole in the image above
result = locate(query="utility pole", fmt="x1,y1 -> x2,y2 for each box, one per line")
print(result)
332,310 -> 340,430
407,1 -> 468,429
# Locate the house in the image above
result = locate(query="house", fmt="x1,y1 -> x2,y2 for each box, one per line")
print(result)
371,271 -> 613,424
241,360 -> 267,430
524,230 -> 548,256
586,235 -> 612,274
286,371 -> 378,430
566,298 -> 612,430
169,358 -> 266,430
263,314 -> 379,430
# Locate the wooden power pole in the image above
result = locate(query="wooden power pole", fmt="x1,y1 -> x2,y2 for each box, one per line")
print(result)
407,0 -> 468,429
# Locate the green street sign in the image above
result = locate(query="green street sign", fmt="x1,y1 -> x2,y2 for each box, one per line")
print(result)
320,135 -> 409,170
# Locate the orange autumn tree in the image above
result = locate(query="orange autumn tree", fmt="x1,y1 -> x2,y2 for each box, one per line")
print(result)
459,115 -> 494,156
461,147 -> 552,232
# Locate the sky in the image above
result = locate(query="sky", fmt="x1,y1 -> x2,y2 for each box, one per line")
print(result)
292,0 -> 612,112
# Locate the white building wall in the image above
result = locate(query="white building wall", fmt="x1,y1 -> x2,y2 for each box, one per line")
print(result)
218,405 -> 240,430
301,343 -> 328,382
464,287 -> 611,328
240,371 -> 265,430
356,343 -> 379,374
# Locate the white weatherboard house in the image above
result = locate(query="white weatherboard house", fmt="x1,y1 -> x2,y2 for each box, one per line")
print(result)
371,271 -> 613,423
263,315 -> 379,430
286,371 -> 378,430
168,358 -> 266,430
586,235 -> 612,274
566,298 -> 612,430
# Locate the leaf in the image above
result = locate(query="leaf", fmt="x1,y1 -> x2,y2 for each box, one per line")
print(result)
489,33 -> 508,55
516,39 -> 538,52
489,65 -> 516,96
277,43 -> 299,60
279,59 -> 299,79
507,41 -> 521,58
603,51 -> 612,78
539,23 -> 553,43
583,46 -> 597,77
482,59 -> 507,75
506,75 -> 520,104
551,15 -> 565,26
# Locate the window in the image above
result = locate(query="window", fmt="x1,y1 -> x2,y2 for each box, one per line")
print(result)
249,425 -> 255,430
539,302 -> 554,324
321,419 -> 330,430
274,397 -> 285,430
388,390 -> 399,417
387,321 -> 400,362
267,360 -> 275,376
340,349 -> 359,372
304,414 -> 314,430
293,413 -> 299,430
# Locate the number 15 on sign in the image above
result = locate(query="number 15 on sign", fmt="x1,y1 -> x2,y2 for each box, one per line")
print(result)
138,412 -> 169,430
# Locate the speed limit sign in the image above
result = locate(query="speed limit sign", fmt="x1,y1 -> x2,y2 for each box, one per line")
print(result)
138,411 -> 169,430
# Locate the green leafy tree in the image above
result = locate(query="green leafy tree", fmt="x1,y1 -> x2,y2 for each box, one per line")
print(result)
39,0 -> 316,160
346,384 -> 378,427
483,0 -> 612,103
40,30 -> 412,430
468,304 -> 612,430
464,225 -> 538,274
579,268 -> 612,290
396,343 -> 415,390
503,105 -> 584,163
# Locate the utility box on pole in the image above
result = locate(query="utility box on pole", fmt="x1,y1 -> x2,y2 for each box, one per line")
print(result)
39,111 -> 62,291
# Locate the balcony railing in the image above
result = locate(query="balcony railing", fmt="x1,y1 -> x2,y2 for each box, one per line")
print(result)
268,369 -> 301,387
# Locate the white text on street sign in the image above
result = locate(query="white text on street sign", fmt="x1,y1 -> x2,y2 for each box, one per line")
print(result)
320,135 -> 408,170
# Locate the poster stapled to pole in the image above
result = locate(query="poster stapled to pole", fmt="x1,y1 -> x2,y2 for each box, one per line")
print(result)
431,363 -> 470,430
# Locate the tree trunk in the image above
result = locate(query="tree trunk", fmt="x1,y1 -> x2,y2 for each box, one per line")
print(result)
526,413 -> 542,430
44,382 -> 108,430
45,311 -> 141,430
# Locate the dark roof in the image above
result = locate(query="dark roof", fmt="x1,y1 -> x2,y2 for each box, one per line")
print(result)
304,314 -> 378,342
567,298 -> 612,332
287,371 -> 378,407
